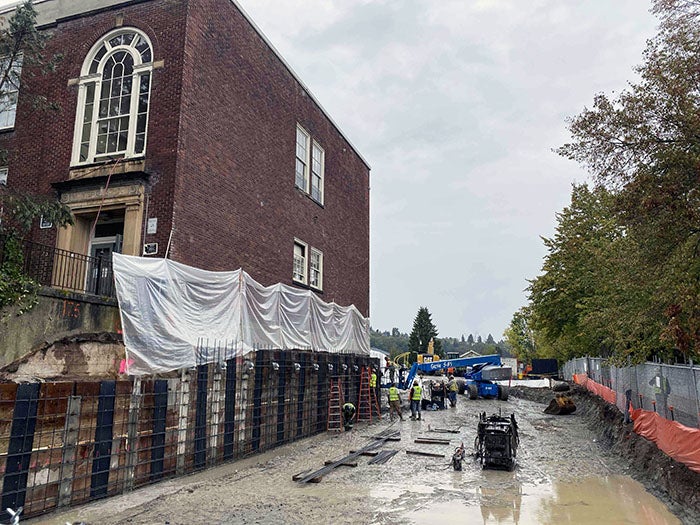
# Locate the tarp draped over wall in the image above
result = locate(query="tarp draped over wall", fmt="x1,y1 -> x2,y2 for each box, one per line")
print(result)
112,254 -> 370,375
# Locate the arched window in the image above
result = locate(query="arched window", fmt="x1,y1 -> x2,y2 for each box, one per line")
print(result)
72,28 -> 153,165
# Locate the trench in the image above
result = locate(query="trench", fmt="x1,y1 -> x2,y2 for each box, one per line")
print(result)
26,387 -> 698,525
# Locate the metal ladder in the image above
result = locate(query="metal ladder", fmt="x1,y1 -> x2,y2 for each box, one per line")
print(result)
357,366 -> 377,423
327,378 -> 344,432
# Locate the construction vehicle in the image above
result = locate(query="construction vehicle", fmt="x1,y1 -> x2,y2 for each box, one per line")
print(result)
464,360 -> 512,401
544,393 -> 576,415
397,354 -> 510,395
474,411 -> 519,471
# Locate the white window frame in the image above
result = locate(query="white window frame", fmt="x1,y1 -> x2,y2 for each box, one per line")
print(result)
295,124 -> 325,205
293,239 -> 308,284
295,125 -> 310,192
310,141 -> 324,205
309,248 -> 323,290
71,28 -> 154,166
0,55 -> 22,130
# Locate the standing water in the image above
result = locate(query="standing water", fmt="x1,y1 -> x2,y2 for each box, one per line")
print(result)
408,475 -> 680,525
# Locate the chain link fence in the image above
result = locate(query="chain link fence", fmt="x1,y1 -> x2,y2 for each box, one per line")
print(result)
562,358 -> 700,428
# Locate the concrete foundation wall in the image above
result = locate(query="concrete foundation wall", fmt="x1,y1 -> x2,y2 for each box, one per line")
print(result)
0,289 -> 121,368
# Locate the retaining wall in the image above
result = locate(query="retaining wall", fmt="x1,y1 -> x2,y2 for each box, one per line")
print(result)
0,349 -> 378,522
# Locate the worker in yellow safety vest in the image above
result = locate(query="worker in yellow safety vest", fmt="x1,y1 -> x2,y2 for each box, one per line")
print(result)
370,368 -> 377,388
388,383 -> 404,421
447,375 -> 459,407
409,380 -> 422,421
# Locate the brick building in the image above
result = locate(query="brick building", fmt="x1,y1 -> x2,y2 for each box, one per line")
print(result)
0,0 -> 370,316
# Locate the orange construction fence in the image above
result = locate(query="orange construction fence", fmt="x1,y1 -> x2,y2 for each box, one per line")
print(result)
573,373 -> 700,474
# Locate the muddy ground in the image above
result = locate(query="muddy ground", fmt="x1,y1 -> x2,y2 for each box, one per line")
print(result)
513,385 -> 700,521
28,386 -> 699,525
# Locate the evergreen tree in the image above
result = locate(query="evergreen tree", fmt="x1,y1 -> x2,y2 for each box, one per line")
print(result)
486,334 -> 495,344
467,334 -> 474,345
408,307 -> 442,358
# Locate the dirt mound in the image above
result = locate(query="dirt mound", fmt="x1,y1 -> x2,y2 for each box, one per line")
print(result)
512,384 -> 700,523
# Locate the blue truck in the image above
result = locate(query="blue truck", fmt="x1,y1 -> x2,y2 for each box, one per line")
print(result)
397,354 -> 511,400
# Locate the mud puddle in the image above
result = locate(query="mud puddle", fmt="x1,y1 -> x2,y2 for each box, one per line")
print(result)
408,475 -> 680,524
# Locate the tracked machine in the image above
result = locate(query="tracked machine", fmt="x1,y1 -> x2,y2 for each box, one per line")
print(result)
474,411 -> 519,471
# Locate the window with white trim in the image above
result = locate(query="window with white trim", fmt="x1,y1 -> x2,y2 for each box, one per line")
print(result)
310,142 -> 324,204
294,124 -> 324,205
72,28 -> 153,165
295,125 -> 309,191
293,240 -> 307,284
309,248 -> 323,290
0,55 -> 22,129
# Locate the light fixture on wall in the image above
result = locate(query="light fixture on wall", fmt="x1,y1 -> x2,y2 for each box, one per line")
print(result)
293,362 -> 301,372
328,363 -> 334,372
272,362 -> 280,371
313,363 -> 320,372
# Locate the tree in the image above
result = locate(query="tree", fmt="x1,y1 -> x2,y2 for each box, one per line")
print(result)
0,2 -> 69,313
503,307 -> 537,364
0,1 -> 67,237
408,307 -> 442,358
556,0 -> 700,360
486,334 -> 495,345
467,334 -> 474,345
461,334 -> 465,343
527,184 -> 621,361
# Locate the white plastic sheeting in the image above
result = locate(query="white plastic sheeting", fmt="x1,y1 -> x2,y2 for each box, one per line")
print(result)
112,253 -> 370,375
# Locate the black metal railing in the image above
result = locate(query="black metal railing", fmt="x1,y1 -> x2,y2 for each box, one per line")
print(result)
0,234 -> 115,298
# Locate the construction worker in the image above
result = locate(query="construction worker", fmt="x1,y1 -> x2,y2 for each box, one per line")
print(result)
447,375 -> 459,407
409,379 -> 422,420
649,368 -> 671,418
385,356 -> 397,384
369,367 -> 379,416
388,383 -> 404,421
342,402 -> 356,431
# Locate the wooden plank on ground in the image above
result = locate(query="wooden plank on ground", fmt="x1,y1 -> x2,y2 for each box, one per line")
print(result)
414,438 -> 451,445
406,450 -> 446,458
430,427 -> 461,434
324,460 -> 358,467
349,450 -> 379,457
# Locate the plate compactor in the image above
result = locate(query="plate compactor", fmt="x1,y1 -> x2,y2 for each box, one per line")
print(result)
474,411 -> 519,471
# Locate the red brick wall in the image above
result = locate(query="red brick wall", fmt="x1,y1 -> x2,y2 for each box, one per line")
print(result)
174,0 -> 369,315
2,0 -> 188,249
3,0 -> 370,317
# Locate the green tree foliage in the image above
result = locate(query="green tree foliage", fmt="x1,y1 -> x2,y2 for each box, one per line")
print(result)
0,2 -> 69,313
369,328 -> 408,357
527,184 -> 621,361
0,1 -> 68,236
408,307 -> 442,358
0,0 -> 62,118
530,0 -> 700,362
503,307 -> 538,364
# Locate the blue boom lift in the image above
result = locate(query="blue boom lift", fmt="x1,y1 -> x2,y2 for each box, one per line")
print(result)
397,354 -> 511,400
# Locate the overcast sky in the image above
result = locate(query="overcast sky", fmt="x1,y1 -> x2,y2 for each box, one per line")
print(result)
233,0 -> 659,340
1,0 -> 660,340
